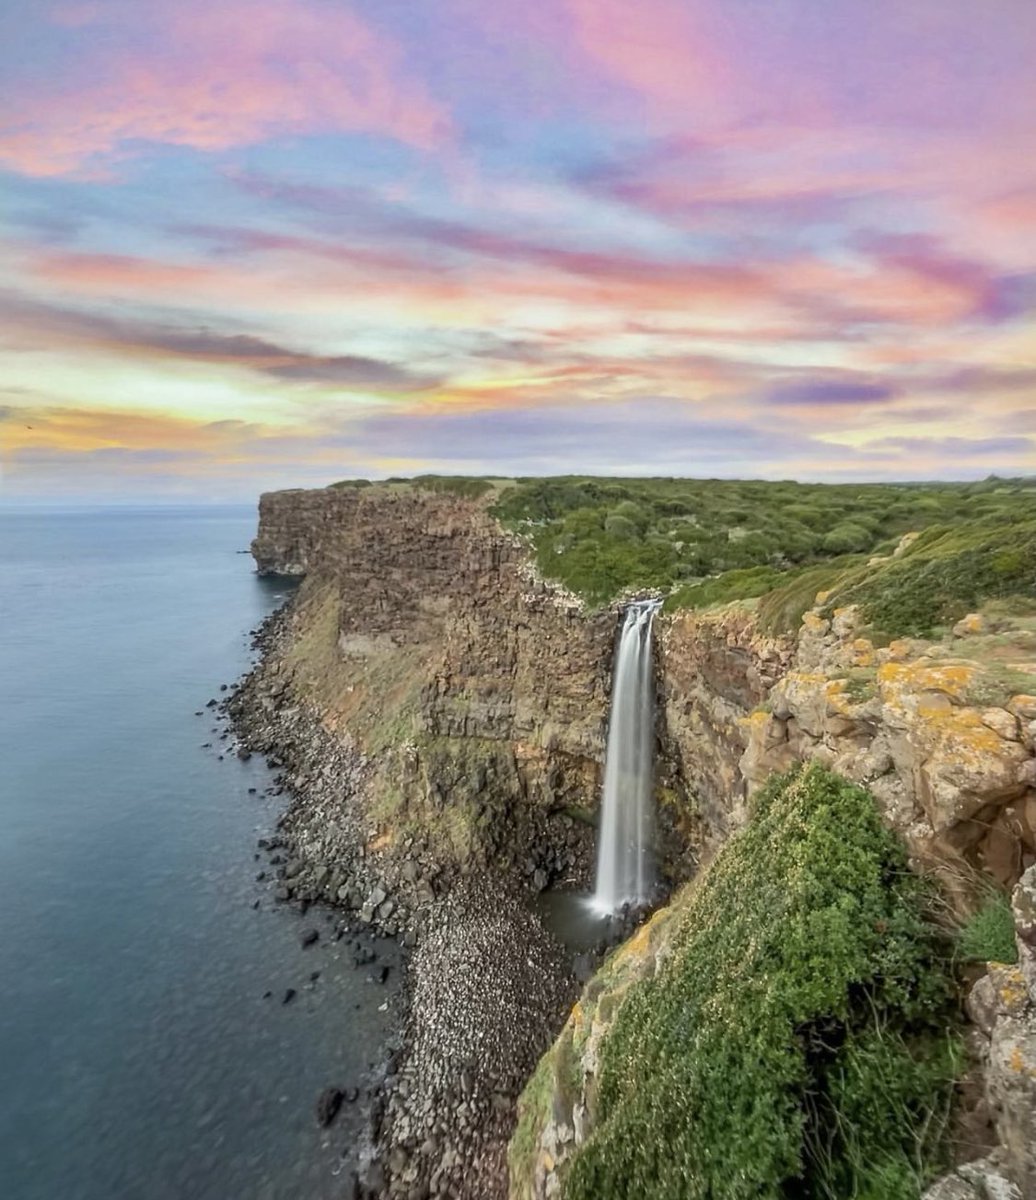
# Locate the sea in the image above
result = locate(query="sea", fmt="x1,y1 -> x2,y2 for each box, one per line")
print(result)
0,506 -> 397,1200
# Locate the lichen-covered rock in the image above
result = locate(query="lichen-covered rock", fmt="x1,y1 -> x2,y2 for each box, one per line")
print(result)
727,610 -> 1036,893
928,869 -> 1036,1199
1013,865 -> 1036,1001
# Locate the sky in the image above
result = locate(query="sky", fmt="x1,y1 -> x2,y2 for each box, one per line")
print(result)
1,0 -> 1034,502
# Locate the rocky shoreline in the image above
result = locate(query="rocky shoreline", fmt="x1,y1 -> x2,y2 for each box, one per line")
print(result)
228,602 -> 588,1200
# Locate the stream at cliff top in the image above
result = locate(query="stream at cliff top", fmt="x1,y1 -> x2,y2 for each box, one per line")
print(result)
0,507 -> 399,1200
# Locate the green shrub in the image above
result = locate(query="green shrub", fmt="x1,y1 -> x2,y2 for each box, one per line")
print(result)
603,513 -> 638,541
562,764 -> 961,1200
823,522 -> 874,554
957,894 -> 1018,964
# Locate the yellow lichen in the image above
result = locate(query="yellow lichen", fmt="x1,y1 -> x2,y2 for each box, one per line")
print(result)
878,660 -> 977,704
852,638 -> 875,668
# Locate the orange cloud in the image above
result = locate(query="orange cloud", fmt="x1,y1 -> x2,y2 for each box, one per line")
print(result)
0,0 -> 451,177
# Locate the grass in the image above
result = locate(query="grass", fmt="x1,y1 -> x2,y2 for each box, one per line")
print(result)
820,517 -> 1036,639
955,893 -> 1018,964
841,666 -> 879,703
960,662 -> 1036,709
560,764 -> 962,1200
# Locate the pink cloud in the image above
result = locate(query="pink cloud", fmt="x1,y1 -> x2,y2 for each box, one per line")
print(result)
563,0 -> 731,120
0,0 -> 450,177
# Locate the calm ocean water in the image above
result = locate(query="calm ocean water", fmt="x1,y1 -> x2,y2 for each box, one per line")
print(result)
0,507 -> 395,1200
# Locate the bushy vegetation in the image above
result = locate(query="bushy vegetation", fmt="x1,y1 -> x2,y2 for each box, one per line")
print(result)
956,893 -> 1018,965
818,516 -> 1036,639
562,765 -> 961,1200
487,474 -> 1036,633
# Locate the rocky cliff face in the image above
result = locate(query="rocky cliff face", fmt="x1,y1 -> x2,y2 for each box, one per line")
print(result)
660,603 -> 1036,896
244,483 -> 1036,1200
247,484 -> 617,888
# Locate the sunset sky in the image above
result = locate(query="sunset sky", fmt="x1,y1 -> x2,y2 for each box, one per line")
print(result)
1,0 -> 1034,502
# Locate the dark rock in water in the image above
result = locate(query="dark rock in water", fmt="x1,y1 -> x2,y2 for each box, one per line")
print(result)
237,748 -> 251,761
273,885 -> 290,902
376,964 -> 390,984
262,990 -> 271,999
205,699 -> 217,708
315,1085 -> 344,1127
251,899 -> 260,910
194,710 -> 203,716
300,927 -> 319,948
247,787 -> 257,795
282,988 -> 296,1004
220,684 -> 228,692
309,970 -> 321,982
344,1086 -> 360,1103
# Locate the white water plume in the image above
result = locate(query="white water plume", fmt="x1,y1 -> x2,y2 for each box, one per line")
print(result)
591,599 -> 660,913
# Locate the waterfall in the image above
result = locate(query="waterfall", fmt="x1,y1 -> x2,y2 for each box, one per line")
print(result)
592,599 -> 661,914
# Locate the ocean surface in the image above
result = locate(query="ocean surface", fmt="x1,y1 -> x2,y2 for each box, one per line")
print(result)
0,507 -> 397,1200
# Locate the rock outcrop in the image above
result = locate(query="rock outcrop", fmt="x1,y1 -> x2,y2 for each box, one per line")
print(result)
660,602 -> 1036,897
925,867 -> 1036,1200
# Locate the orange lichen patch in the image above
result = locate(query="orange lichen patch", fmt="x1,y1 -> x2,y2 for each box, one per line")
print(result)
955,613 -> 987,637
824,679 -> 854,716
743,708 -> 772,729
368,831 -> 394,852
540,1150 -> 555,1173
815,590 -> 833,605
787,670 -> 828,685
1008,694 -> 1036,719
930,708 -> 1010,755
995,967 -> 1030,1014
801,611 -> 829,633
878,660 -> 978,704
852,638 -> 875,668
1007,1045 -> 1036,1078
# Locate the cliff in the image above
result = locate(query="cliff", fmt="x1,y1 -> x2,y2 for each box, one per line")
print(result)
241,481 -> 1036,1200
